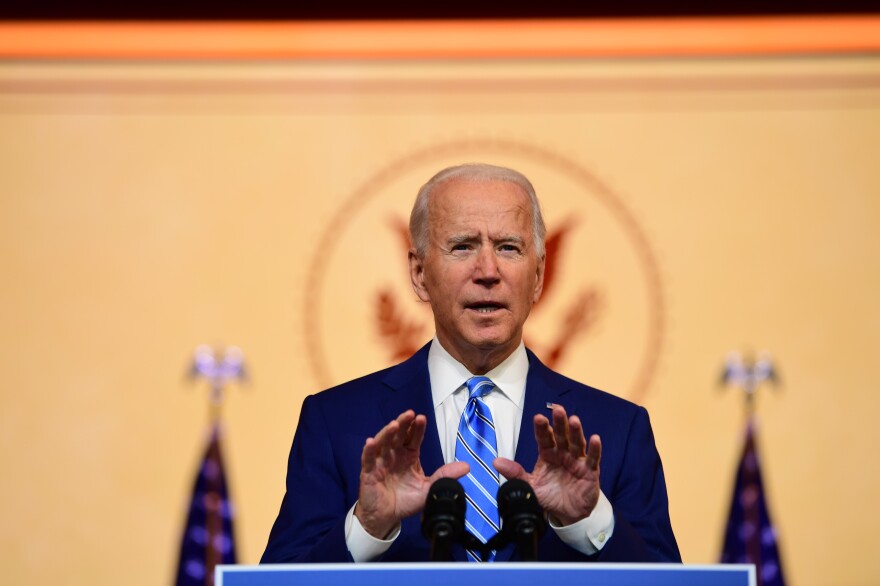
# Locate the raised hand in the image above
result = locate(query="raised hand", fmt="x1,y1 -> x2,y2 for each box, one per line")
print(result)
355,410 -> 469,539
494,404 -> 602,526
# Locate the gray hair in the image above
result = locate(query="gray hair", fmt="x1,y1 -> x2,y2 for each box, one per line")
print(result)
409,163 -> 547,258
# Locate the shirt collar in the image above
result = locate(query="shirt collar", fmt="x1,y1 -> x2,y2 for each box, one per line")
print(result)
427,337 -> 528,410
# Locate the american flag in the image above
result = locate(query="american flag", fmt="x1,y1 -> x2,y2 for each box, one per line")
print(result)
720,420 -> 785,586
174,424 -> 237,585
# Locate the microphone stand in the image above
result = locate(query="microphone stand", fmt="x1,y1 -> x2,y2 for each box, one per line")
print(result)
422,478 -> 466,562
497,478 -> 547,562
510,515 -> 541,561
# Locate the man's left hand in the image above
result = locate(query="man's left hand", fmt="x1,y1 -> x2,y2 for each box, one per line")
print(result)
494,405 -> 602,526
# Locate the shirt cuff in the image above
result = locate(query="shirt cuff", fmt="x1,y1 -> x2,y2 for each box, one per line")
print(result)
549,490 -> 615,556
344,502 -> 401,562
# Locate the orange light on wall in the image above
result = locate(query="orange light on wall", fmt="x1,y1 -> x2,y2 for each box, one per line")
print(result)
1,16 -> 879,60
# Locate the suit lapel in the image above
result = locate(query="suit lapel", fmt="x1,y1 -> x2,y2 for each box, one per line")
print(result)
513,349 -> 570,471
379,342 -> 464,560
493,349 -> 570,563
378,342 -> 445,476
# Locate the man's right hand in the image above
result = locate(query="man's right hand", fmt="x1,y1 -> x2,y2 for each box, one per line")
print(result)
355,410 -> 469,539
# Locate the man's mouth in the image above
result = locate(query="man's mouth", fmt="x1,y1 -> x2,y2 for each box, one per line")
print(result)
466,302 -> 506,314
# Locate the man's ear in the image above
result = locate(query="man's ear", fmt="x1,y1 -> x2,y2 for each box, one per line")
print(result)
532,254 -> 546,304
409,249 -> 431,302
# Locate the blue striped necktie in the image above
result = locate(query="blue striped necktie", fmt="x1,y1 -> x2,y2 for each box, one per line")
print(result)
455,376 -> 501,562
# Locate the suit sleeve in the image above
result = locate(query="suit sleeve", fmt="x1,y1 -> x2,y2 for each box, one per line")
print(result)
261,395 -> 355,563
597,406 -> 681,562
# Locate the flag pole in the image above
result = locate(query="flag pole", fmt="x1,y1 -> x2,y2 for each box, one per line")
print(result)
718,350 -> 785,586
175,345 -> 247,586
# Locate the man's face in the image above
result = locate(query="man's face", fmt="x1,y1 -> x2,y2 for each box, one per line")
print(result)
409,178 -> 545,372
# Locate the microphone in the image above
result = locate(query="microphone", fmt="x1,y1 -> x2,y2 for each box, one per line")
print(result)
497,479 -> 546,561
421,478 -> 466,561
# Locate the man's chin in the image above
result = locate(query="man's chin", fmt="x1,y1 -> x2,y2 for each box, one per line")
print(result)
463,330 -> 519,353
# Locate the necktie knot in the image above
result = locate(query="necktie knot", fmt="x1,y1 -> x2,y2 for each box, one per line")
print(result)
466,376 -> 495,400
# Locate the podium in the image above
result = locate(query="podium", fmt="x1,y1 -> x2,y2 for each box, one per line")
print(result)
216,563 -> 755,586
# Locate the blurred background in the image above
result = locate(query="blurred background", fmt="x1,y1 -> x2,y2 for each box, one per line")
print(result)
1,5 -> 879,585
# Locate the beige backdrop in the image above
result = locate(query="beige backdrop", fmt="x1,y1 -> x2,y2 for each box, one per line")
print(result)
1,55 -> 880,585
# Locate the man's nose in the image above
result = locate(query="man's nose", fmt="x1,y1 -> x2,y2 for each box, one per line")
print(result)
473,246 -> 501,284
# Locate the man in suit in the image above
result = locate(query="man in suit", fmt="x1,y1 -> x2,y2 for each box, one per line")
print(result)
262,163 -> 680,564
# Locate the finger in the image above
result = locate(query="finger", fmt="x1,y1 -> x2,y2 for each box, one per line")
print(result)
372,413 -> 409,469
373,418 -> 401,450
386,411 -> 418,468
493,457 -> 529,482
430,461 -> 470,482
373,426 -> 397,470
533,414 -> 556,451
373,411 -> 412,458
568,415 -> 587,458
403,414 -> 427,453
361,437 -> 378,474
392,410 -> 416,445
391,414 -> 411,449
552,405 -> 570,451
586,434 -> 602,472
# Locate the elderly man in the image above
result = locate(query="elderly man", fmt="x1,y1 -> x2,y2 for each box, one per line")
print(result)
262,163 -> 680,563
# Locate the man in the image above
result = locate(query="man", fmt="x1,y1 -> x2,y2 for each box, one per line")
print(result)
262,163 -> 680,563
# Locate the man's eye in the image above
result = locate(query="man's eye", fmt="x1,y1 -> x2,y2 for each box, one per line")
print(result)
499,244 -> 521,253
451,244 -> 472,252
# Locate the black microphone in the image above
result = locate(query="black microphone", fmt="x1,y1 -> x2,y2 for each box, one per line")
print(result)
421,478 -> 466,561
497,479 -> 546,561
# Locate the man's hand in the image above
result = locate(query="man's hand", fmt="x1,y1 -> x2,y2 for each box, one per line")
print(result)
355,410 -> 469,539
494,405 -> 602,526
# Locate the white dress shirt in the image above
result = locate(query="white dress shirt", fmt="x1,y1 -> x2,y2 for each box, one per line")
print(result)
344,338 -> 615,561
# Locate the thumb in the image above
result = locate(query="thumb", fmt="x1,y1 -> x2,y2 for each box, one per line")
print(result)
429,461 -> 469,483
493,457 -> 529,482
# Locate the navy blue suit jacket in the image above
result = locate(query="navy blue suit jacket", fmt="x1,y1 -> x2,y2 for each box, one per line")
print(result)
262,343 -> 680,563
